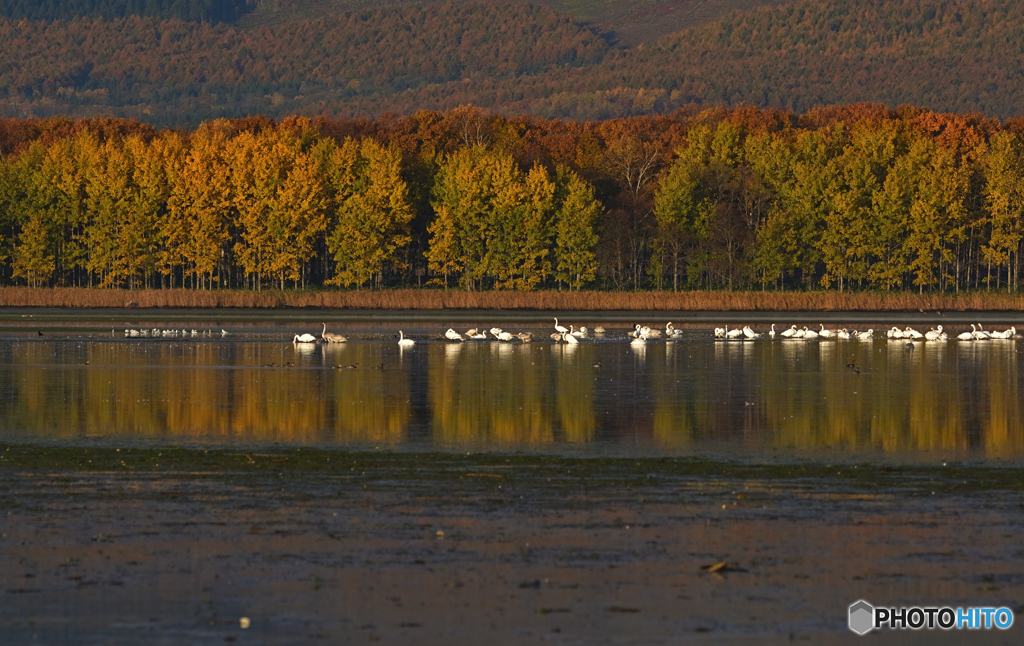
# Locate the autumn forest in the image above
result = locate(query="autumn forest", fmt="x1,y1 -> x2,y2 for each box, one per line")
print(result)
4,1 -> 1024,125
1,103 -> 1023,294
2,1 -> 1024,296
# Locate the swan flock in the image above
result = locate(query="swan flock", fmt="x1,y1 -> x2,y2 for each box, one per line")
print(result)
712,323 -> 1019,342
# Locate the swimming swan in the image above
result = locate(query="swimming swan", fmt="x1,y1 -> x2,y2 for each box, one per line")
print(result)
322,323 -> 347,343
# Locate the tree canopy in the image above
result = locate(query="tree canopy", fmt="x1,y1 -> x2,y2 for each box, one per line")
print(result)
1,105 -> 1023,294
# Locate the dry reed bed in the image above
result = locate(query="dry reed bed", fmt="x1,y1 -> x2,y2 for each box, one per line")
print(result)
3,287 -> 1024,311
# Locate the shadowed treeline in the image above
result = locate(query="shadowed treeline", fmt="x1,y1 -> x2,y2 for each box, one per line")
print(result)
3,338 -> 1024,457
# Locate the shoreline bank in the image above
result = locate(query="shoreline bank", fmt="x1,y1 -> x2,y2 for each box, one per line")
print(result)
3,307 -> 1024,327
4,286 -> 1024,312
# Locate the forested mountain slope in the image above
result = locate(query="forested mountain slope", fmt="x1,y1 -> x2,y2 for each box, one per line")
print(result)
569,0 -> 1024,117
0,0 -> 1022,125
234,0 -> 795,47
0,2 -> 607,125
0,0 -> 254,22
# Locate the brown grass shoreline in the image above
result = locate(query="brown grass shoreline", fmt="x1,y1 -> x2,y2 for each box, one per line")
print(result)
4,287 -> 1024,311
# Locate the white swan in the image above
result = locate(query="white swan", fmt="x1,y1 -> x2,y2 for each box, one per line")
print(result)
904,326 -> 923,339
769,323 -> 776,339
497,331 -> 514,341
974,323 -> 992,340
553,318 -> 569,334
957,325 -> 975,341
802,326 -> 819,340
818,324 -> 834,339
293,333 -> 317,343
857,329 -> 874,340
726,325 -> 744,339
444,328 -> 464,341
743,325 -> 761,339
837,328 -> 851,340
780,325 -> 797,338
563,331 -> 579,344
322,323 -> 347,343
398,330 -> 415,347
925,325 -> 943,341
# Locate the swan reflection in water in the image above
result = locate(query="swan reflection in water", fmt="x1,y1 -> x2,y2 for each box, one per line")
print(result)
7,332 -> 1024,457
444,342 -> 463,366
490,342 -> 515,360
630,341 -> 646,360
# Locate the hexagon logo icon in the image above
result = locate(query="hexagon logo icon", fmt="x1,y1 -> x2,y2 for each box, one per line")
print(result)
849,600 -> 874,635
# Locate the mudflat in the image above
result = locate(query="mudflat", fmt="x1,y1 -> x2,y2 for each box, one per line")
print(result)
1,448 -> 1021,644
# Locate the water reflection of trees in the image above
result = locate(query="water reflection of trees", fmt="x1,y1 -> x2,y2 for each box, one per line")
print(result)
2,339 -> 1024,456
4,342 -> 409,445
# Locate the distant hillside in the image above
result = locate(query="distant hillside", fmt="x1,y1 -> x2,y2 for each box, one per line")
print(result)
574,0 -> 1024,117
234,0 -> 796,47
0,0 -> 254,22
1,0 -> 1023,124
0,2 -> 607,125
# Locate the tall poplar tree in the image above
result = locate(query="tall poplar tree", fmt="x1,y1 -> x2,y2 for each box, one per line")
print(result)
328,138 -> 413,288
554,166 -> 601,290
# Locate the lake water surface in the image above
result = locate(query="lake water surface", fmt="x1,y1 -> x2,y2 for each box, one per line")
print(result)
3,317 -> 1023,462
4,314 -> 1024,644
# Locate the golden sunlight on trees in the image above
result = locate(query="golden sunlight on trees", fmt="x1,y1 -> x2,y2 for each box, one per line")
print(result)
12,211 -> 54,286
428,146 -> 560,290
2,108 -> 1024,294
168,124 -> 233,289
554,166 -> 601,291
328,138 -> 413,289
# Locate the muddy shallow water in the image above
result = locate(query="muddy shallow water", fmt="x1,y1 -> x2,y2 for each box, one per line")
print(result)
1,449 -> 1023,645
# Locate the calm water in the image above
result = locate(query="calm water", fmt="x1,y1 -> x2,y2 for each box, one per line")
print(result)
2,320 -> 1024,460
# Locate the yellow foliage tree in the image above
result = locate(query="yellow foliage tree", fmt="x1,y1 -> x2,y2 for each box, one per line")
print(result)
554,166 -> 601,291
12,211 -> 54,287
275,144 -> 330,288
167,124 -> 233,289
328,139 -> 413,288
229,130 -> 289,290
